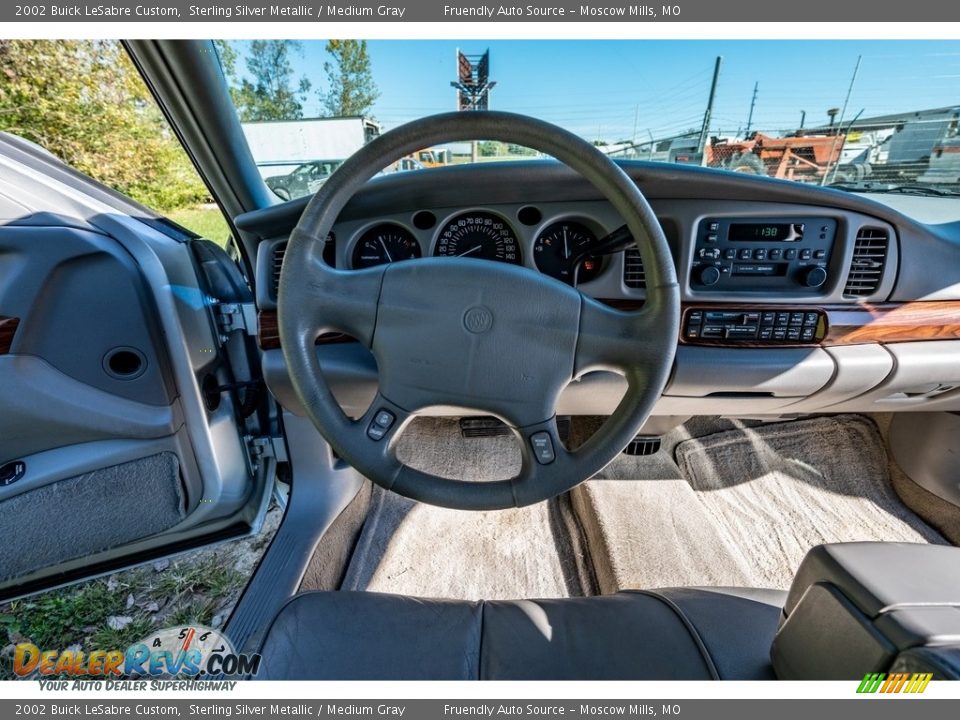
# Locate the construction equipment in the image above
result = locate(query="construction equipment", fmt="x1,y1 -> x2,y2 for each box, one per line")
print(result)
707,132 -> 849,183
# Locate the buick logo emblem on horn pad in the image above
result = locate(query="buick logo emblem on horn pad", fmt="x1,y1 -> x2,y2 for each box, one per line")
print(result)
463,306 -> 494,334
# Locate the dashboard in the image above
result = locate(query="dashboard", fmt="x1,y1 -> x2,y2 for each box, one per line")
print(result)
237,160 -> 960,418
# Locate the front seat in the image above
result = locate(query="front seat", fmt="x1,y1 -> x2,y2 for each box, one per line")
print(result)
252,587 -> 783,680
250,543 -> 960,680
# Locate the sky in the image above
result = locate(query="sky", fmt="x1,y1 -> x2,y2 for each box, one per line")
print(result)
232,40 -> 960,143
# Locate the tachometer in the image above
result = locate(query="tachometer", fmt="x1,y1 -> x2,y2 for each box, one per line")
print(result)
434,212 -> 521,264
533,220 -> 603,284
351,224 -> 421,269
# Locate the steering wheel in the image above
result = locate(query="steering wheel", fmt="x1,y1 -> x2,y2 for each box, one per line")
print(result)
278,111 -> 679,510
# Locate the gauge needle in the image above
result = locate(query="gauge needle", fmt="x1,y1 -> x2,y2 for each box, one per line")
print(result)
563,227 -> 570,259
458,245 -> 482,257
378,236 -> 393,262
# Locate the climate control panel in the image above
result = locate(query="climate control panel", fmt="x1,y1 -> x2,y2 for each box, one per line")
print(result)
682,306 -> 828,346
690,216 -> 837,294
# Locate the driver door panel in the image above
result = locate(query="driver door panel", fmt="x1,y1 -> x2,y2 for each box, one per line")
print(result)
0,146 -> 267,599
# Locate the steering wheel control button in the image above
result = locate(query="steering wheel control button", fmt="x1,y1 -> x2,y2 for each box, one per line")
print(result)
530,432 -> 556,465
367,409 -> 396,441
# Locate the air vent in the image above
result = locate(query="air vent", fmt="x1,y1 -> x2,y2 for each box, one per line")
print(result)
270,233 -> 336,299
623,247 -> 646,289
270,242 -> 286,300
844,227 -> 889,298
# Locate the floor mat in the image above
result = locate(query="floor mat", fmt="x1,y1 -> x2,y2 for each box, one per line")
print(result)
573,415 -> 946,592
340,418 -> 594,600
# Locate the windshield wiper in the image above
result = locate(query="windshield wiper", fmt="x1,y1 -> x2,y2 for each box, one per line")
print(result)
827,181 -> 960,197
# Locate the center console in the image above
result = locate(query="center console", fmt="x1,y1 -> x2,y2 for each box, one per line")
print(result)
684,216 -> 838,347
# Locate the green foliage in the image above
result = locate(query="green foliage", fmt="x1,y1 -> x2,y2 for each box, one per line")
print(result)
220,40 -> 310,121
320,40 -> 379,117
0,40 -> 209,211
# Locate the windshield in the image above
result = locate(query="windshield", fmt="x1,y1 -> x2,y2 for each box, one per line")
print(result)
215,40 -> 960,202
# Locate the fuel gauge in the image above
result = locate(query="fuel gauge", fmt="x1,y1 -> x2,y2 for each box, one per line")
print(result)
533,220 -> 602,284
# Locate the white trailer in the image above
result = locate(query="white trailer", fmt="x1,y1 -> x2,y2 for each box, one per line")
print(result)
241,116 -> 381,179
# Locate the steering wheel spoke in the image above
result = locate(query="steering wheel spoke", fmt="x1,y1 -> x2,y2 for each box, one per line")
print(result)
575,295 -> 663,374
283,229 -> 385,347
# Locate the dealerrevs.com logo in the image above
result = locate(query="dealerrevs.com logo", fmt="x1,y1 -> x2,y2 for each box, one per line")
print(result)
857,672 -> 933,694
13,625 -> 260,678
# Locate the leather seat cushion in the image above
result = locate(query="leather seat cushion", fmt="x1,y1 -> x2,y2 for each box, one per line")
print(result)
254,588 -> 785,680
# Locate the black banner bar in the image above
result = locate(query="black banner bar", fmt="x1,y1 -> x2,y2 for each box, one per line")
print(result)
3,0 -> 959,23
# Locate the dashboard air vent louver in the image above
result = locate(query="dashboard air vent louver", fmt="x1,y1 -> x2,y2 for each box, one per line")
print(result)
270,233 -> 336,300
271,242 -> 286,300
623,247 -> 646,289
844,227 -> 889,298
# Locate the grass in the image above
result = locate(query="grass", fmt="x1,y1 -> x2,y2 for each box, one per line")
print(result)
167,204 -> 232,248
0,510 -> 279,680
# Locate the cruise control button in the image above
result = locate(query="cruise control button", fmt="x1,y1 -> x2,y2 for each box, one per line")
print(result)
367,408 -> 396,441
530,432 -> 555,465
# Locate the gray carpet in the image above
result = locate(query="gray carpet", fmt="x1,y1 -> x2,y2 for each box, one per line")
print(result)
0,452 -> 185,582
340,418 -> 592,600
573,415 -> 947,593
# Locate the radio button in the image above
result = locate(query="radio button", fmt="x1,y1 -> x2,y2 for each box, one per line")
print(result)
738,248 -> 752,260
769,248 -> 782,260
753,248 -> 768,260
800,249 -> 813,260
785,249 -> 798,260
814,249 -> 826,259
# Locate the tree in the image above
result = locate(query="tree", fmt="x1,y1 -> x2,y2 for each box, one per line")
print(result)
224,40 -> 310,122
319,40 -> 379,117
0,40 -> 207,210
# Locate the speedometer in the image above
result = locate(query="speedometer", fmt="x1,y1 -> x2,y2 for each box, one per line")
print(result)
434,212 -> 521,264
351,224 -> 421,269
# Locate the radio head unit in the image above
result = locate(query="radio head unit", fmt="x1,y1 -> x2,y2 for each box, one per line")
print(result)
691,217 -> 837,293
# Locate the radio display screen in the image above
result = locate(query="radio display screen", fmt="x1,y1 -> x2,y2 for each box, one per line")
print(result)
728,222 -> 802,241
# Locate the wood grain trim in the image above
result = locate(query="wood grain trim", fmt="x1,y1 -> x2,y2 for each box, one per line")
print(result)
257,311 -> 353,350
0,316 -> 19,355
822,301 -> 960,345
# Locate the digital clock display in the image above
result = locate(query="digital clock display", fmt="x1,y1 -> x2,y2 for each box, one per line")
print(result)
728,222 -> 803,241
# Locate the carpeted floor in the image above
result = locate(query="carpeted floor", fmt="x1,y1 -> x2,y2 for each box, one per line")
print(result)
334,414 -> 950,600
339,418 -> 594,600
573,414 -> 947,592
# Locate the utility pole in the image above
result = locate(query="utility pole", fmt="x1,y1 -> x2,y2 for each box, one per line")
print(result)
799,110 -> 806,130
745,81 -> 758,135
697,56 -> 723,166
821,54 -> 862,186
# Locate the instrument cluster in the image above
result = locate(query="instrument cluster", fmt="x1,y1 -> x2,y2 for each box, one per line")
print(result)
345,206 -> 619,286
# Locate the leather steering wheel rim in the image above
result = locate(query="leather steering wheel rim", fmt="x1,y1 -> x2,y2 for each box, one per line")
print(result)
278,111 -> 679,510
